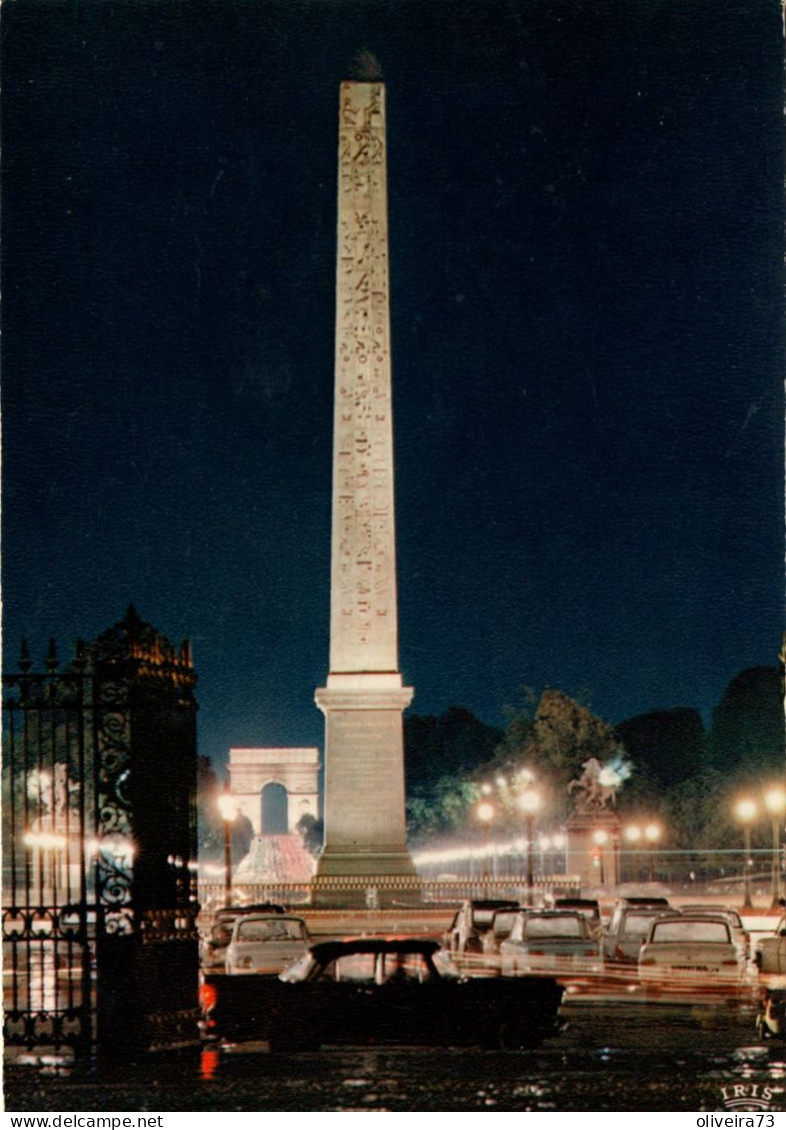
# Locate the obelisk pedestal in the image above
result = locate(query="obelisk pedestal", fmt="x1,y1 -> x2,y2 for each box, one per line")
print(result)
312,77 -> 420,907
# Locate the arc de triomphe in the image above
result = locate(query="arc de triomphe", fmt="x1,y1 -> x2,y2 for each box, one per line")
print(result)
227,747 -> 320,835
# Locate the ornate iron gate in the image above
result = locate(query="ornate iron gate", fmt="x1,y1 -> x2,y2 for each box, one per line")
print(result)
2,608 -> 200,1059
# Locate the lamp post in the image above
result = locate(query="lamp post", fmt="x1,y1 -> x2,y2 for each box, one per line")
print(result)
476,801 -> 494,895
644,823 -> 661,883
624,825 -> 642,884
592,829 -> 608,886
217,782 -> 238,907
735,799 -> 757,911
517,789 -> 541,905
764,788 -> 786,908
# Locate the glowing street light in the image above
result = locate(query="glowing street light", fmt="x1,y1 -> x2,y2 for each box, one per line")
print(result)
218,781 -> 238,906
592,828 -> 609,885
476,801 -> 495,893
517,789 -> 541,904
734,798 -> 758,910
764,788 -> 785,908
636,822 -> 655,881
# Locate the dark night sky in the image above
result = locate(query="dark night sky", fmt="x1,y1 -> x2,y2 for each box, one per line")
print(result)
2,0 -> 783,770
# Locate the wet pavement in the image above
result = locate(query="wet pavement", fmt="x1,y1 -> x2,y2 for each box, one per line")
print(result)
5,1000 -> 786,1112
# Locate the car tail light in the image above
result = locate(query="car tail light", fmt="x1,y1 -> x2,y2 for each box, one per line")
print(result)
529,950 -> 545,956
199,982 -> 217,1013
583,950 -> 596,957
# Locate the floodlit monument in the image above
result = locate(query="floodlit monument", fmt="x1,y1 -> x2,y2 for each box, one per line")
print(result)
565,758 -> 621,890
312,67 -> 420,906
228,747 -> 320,835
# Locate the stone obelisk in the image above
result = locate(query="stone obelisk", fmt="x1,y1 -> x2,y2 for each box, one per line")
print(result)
313,74 -> 419,906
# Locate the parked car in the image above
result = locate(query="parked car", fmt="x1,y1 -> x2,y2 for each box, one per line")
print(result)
201,936 -> 564,1051
603,905 -> 676,964
553,898 -> 603,939
481,906 -> 527,956
500,910 -> 602,975
444,899 -> 520,955
224,914 -> 309,975
200,903 -> 286,971
679,904 -> 749,959
638,914 -> 746,986
754,914 -> 786,975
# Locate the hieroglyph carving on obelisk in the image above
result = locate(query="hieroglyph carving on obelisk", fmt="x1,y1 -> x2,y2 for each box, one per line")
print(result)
331,81 -> 398,673
314,80 -> 419,900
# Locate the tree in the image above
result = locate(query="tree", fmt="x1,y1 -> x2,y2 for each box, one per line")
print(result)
296,812 -> 324,857
404,707 -> 503,840
615,708 -> 705,787
706,667 -> 782,778
197,755 -> 223,859
488,689 -> 623,820
405,706 -> 503,793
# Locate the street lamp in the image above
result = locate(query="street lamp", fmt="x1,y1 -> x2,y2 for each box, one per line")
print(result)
764,788 -> 786,908
592,829 -> 608,886
644,823 -> 661,884
217,782 -> 238,906
476,801 -> 495,894
517,789 -> 541,905
734,798 -> 757,911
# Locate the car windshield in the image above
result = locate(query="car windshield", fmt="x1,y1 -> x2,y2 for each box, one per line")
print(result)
493,911 -> 517,935
650,920 -> 730,944
525,915 -> 582,938
473,908 -> 503,925
321,953 -> 377,982
314,949 -> 438,984
210,921 -> 235,946
622,914 -> 662,936
279,953 -> 314,983
237,918 -> 304,942
380,953 -> 433,983
557,906 -> 599,922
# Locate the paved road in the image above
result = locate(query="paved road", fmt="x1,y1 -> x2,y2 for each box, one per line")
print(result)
6,999 -> 785,1113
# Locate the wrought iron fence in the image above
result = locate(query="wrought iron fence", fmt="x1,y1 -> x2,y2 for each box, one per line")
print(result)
3,612 -> 200,1060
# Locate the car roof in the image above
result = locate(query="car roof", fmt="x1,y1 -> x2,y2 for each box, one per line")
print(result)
214,903 -> 286,918
680,905 -> 741,916
620,906 -> 675,919
234,913 -> 305,923
466,899 -> 520,909
309,937 -> 442,962
617,896 -> 670,906
653,913 -> 729,925
524,909 -> 584,918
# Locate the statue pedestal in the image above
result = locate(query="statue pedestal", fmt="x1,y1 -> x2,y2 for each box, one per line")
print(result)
566,810 -> 620,893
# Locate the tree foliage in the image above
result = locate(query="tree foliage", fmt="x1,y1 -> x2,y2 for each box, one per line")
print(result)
615,707 -> 705,787
706,667 -> 782,778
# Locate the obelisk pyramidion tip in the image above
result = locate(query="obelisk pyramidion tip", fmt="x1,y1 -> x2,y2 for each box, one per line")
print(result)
347,49 -> 383,81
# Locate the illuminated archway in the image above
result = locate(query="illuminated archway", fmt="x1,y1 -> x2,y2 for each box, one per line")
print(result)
227,747 -> 320,836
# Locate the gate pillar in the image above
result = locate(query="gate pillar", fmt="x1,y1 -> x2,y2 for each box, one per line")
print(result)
91,607 -> 200,1059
